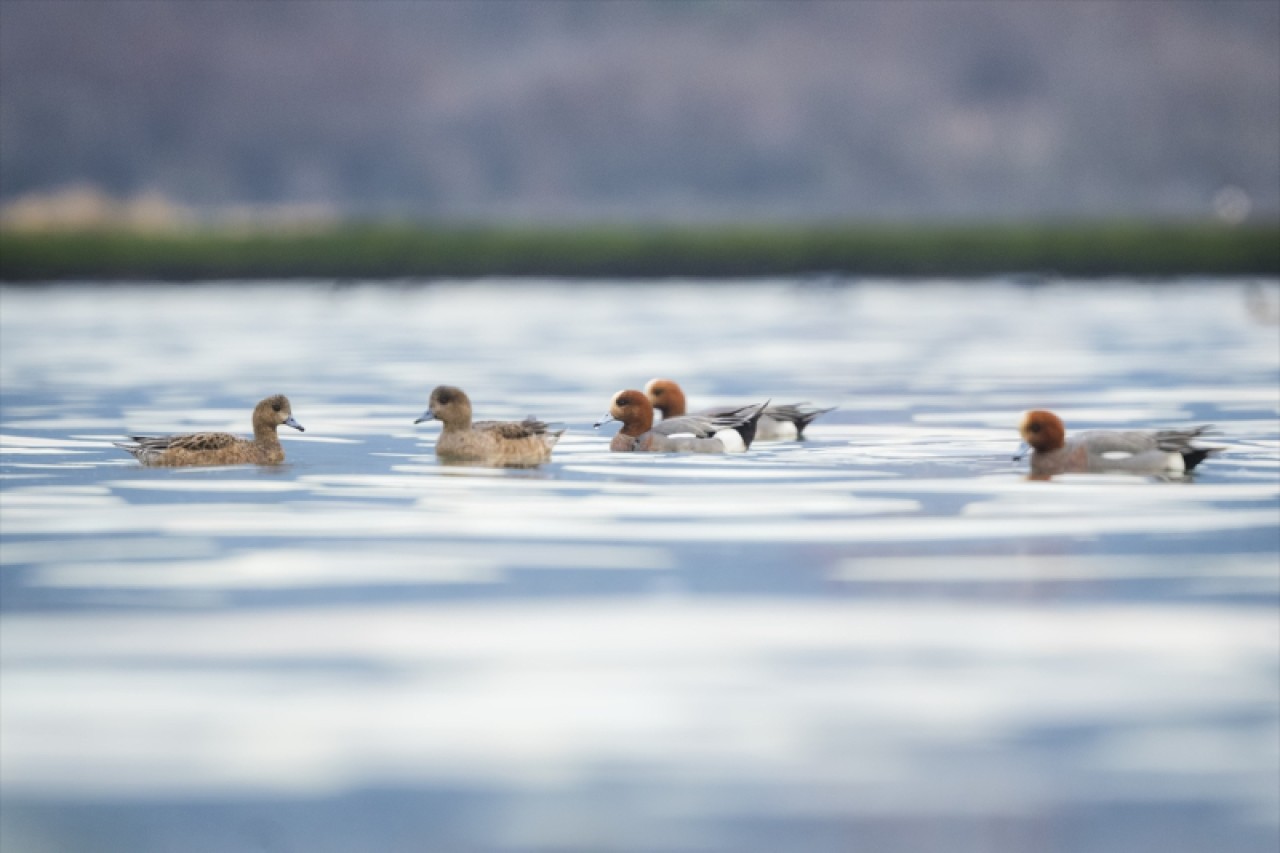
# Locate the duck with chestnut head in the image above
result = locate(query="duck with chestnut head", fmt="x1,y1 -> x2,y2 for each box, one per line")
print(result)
1015,409 -> 1220,477
595,389 -> 766,453
645,378 -> 833,441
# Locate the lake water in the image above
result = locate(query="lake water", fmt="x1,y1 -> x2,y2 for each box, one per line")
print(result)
1,279 -> 1278,853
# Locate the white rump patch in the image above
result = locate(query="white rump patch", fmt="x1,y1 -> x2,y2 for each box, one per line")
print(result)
756,419 -> 799,442
713,428 -> 747,453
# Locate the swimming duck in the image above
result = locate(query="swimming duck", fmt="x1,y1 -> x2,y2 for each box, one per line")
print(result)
414,385 -> 562,467
1016,410 -> 1221,477
595,389 -> 766,453
114,394 -> 304,466
644,378 -> 833,441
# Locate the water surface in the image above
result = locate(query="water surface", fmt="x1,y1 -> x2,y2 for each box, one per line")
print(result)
2,279 -> 1278,853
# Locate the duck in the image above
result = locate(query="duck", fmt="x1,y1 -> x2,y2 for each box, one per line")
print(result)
1015,409 -> 1221,477
114,394 -> 304,466
644,378 -> 833,441
595,389 -> 766,453
414,385 -> 562,467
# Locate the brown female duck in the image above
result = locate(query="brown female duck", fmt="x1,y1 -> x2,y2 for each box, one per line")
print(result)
414,385 -> 562,467
115,394 -> 304,466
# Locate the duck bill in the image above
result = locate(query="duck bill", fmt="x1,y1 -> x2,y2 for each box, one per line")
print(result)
593,413 -> 617,429
414,410 -> 437,425
284,416 -> 305,432
1012,440 -> 1029,461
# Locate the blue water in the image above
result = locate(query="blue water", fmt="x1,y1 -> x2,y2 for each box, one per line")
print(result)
2,279 -> 1278,853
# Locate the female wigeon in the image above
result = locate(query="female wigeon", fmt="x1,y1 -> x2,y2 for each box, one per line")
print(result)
595,389 -> 766,453
1016,410 -> 1221,477
644,378 -> 833,441
114,395 -> 304,466
414,385 -> 562,468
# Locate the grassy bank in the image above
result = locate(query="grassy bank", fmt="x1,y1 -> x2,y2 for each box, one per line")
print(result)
1,223 -> 1277,281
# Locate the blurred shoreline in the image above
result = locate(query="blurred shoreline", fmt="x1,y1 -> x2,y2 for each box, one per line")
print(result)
2,221 -> 1277,281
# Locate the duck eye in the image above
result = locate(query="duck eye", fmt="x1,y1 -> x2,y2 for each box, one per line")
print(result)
272,404 -> 281,413
1029,423 -> 1041,433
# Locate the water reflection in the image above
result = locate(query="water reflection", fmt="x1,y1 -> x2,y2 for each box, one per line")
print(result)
1,279 -> 1278,853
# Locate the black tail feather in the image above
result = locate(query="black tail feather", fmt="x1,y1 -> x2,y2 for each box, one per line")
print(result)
765,404 -> 836,439
792,407 -> 835,439
1181,447 -> 1222,471
732,402 -> 768,450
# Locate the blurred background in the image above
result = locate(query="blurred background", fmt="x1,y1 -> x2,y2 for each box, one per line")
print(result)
2,4 -> 1279,853
2,0 -> 1277,230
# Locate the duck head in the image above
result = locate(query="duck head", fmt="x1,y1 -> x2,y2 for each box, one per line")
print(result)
644,378 -> 687,419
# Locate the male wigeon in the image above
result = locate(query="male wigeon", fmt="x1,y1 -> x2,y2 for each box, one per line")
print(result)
114,394 -> 304,466
1016,410 -> 1221,477
414,385 -> 563,468
595,389 -> 766,453
644,378 -> 833,441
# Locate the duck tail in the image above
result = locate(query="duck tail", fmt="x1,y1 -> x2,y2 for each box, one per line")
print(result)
1181,446 -> 1223,471
732,401 -> 769,450
791,405 -> 836,439
761,404 -> 836,439
112,441 -> 144,460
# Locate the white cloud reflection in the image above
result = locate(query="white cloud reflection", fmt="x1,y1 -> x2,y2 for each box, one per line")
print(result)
2,599 -> 1276,828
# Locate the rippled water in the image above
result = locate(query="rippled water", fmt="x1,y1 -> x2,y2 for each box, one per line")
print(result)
2,279 -> 1278,853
